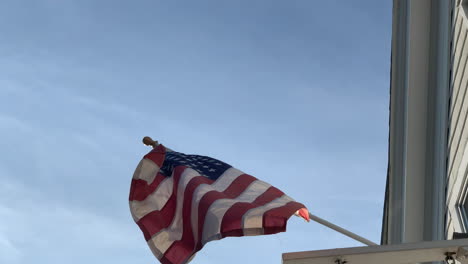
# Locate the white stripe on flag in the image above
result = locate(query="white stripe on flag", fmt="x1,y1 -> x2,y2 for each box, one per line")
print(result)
241,195 -> 294,236
150,167 -> 245,255
201,180 -> 271,245
132,158 -> 160,183
130,176 -> 174,221
190,168 -> 244,246
150,168 -> 201,254
147,239 -> 163,260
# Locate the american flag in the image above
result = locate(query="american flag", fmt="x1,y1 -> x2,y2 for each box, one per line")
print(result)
129,144 -> 309,264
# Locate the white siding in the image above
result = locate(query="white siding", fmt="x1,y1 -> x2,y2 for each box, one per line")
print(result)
447,0 -> 468,239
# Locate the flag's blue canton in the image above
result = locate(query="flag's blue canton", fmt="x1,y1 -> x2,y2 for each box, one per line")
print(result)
160,151 -> 232,180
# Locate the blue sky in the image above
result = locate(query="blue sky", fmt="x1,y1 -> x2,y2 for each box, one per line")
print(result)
0,1 -> 391,263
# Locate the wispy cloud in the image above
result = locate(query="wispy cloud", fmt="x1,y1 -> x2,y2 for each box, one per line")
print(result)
0,113 -> 31,132
0,179 -> 146,264
0,234 -> 21,263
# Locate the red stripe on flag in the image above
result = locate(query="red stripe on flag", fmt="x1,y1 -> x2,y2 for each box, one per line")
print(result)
136,166 -> 186,241
262,201 -> 305,235
143,144 -> 166,167
219,186 -> 284,237
129,172 -> 166,201
158,176 -> 213,264
163,174 -> 257,264
194,174 -> 256,250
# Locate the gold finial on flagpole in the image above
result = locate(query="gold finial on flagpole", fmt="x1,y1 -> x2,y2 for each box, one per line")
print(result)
142,136 -> 158,148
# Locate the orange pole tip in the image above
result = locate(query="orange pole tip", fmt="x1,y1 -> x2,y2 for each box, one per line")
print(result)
296,208 -> 310,222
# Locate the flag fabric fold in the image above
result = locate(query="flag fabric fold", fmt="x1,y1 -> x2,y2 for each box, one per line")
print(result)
129,144 -> 308,264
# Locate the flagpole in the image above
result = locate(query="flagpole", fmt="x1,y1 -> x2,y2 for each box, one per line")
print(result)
308,212 -> 378,246
143,136 -> 159,148
143,136 -> 174,152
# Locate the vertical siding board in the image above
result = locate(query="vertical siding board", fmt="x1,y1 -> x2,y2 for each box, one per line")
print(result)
447,29 -> 465,175
449,30 -> 468,123
450,31 -> 468,118
452,5 -> 461,38
452,23 -> 465,79
446,213 -> 453,239
448,40 -> 468,165
446,1 -> 467,239
447,52 -> 468,176
452,13 -> 463,62
447,142 -> 468,209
